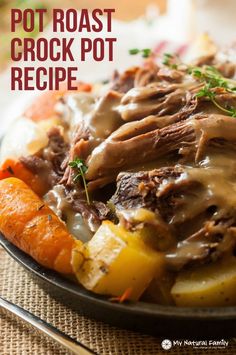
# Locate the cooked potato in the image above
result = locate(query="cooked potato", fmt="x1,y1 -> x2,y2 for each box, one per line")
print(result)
171,257 -> 236,307
0,117 -> 49,164
72,221 -> 164,301
118,208 -> 174,251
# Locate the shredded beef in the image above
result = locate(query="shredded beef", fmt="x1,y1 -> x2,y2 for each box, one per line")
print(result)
21,127 -> 69,188
111,168 -> 182,213
111,164 -> 236,269
111,67 -> 138,93
66,190 -> 110,232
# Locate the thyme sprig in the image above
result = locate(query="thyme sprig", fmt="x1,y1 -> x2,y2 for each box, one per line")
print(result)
129,48 -> 152,58
195,83 -> 236,117
69,158 -> 90,205
189,66 -> 236,91
189,65 -> 236,117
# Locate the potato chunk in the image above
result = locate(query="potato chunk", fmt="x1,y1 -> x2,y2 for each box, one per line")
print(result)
171,257 -> 236,307
72,221 -> 164,301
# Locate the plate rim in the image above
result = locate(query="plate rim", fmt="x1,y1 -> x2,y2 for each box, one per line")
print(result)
1,233 -> 236,321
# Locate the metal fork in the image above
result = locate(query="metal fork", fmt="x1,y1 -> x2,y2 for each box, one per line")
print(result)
0,296 -> 96,355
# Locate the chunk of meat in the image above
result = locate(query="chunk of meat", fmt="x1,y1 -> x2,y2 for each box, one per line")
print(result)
117,83 -> 199,122
111,60 -> 160,93
86,119 -> 195,184
111,167 -> 183,213
21,127 -> 69,188
86,114 -> 236,186
111,165 -> 236,270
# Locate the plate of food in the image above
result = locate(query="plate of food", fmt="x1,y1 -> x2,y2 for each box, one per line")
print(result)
1,46 -> 236,337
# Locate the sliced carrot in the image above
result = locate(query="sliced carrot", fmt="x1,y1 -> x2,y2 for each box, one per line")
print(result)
24,81 -> 92,122
109,287 -> 133,303
0,177 -> 82,274
0,159 -> 47,196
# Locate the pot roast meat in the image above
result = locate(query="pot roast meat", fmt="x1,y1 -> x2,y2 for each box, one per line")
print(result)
111,60 -> 160,93
157,67 -> 185,83
68,193 -> 110,232
85,119 -> 196,184
44,184 -> 109,233
42,127 -> 69,176
134,60 -> 160,87
110,167 -> 205,226
165,218 -> 236,270
85,113 -> 236,185
88,91 -> 123,140
60,90 -> 124,187
111,67 -> 139,93
111,160 -> 236,269
21,127 -> 69,187
111,167 -> 183,213
111,152 -> 236,222
117,83 -> 198,122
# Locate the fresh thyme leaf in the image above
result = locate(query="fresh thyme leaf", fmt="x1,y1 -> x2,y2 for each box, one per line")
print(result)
69,158 -> 90,204
164,53 -> 172,58
162,53 -> 173,66
142,48 -> 152,58
191,65 -> 231,90
129,48 -> 140,55
129,48 -> 152,58
195,84 -> 236,117
192,65 -> 236,117
190,68 -> 202,78
195,84 -> 215,100
162,53 -> 178,69
171,63 -> 178,69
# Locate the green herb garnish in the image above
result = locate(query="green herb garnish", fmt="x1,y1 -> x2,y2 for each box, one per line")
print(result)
162,53 -> 173,66
129,48 -> 152,58
190,66 -> 230,89
190,66 -> 236,117
69,158 -> 90,204
142,48 -> 152,58
129,48 -> 140,55
162,53 -> 178,69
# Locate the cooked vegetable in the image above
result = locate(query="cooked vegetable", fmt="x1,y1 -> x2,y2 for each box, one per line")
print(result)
0,177 -> 83,274
0,159 -> 47,196
115,208 -> 174,251
24,82 -> 92,122
171,257 -> 236,307
0,117 -> 51,164
72,221 -> 164,301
